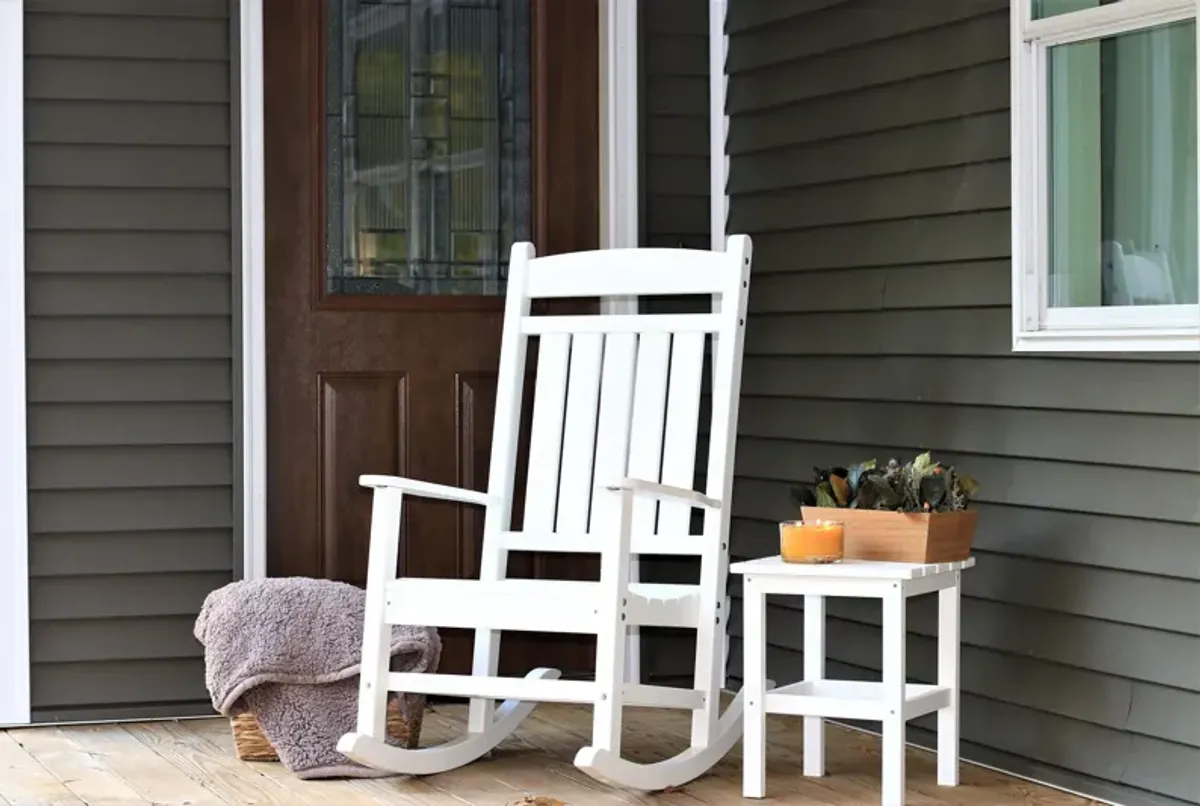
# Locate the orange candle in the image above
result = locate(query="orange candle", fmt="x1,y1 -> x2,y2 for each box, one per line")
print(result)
779,519 -> 845,564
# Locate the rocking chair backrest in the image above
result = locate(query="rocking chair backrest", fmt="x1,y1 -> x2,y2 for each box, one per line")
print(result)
481,236 -> 752,562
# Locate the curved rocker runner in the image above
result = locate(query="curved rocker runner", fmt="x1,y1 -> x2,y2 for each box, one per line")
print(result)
339,237 -> 754,790
339,668 -> 561,776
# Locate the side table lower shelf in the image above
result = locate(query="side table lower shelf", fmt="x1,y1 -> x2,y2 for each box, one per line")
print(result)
766,679 -> 952,722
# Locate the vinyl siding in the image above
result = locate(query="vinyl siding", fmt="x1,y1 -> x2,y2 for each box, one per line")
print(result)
646,2 -> 1200,805
640,0 -> 709,252
24,0 -> 235,722
727,2 -> 1200,804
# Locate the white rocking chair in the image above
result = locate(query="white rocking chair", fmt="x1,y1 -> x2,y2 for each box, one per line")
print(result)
338,235 -> 754,791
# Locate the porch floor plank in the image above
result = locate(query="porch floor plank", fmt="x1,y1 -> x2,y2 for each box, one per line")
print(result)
0,731 -> 85,806
2,702 -> 1103,805
4,726 -> 139,805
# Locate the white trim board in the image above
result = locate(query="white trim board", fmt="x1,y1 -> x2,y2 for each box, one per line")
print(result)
709,0 -> 729,253
238,0 -> 268,582
598,0 -> 640,294
0,0 -> 31,727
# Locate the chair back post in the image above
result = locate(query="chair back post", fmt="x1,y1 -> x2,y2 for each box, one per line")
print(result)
693,234 -> 753,735
468,242 -> 534,734
480,242 -> 535,563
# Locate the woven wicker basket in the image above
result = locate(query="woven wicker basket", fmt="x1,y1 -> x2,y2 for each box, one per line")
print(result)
230,695 -> 424,762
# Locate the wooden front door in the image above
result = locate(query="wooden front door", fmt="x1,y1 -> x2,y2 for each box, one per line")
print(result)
263,0 -> 599,678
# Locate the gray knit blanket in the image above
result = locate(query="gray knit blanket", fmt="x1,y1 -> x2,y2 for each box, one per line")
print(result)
194,577 -> 440,779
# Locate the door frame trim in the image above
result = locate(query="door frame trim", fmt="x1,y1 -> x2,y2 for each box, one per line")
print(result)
237,0 -> 268,582
0,0 -> 30,727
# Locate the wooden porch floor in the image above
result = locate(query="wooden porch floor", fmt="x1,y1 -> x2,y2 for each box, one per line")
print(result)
1,702 -> 1101,805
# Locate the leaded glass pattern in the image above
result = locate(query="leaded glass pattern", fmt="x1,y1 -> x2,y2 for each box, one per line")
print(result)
325,0 -> 532,295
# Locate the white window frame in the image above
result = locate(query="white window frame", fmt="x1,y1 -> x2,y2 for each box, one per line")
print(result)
1011,0 -> 1200,352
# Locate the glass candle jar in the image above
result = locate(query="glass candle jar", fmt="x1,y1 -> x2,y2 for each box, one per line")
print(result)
779,519 -> 845,564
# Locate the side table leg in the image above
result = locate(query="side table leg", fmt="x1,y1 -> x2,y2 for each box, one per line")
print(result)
937,572 -> 961,786
881,584 -> 907,806
802,593 -> 825,777
743,579 -> 767,798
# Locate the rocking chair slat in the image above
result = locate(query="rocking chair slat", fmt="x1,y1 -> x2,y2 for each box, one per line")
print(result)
523,332 -> 570,533
591,332 -> 638,534
556,331 -> 604,534
627,331 -> 671,536
340,235 -> 755,791
659,331 -> 706,535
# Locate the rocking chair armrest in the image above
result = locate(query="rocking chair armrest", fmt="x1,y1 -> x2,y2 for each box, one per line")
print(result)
359,474 -> 491,506
605,478 -> 721,510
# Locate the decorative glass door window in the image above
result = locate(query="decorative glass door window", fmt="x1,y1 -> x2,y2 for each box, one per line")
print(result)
324,0 -> 532,296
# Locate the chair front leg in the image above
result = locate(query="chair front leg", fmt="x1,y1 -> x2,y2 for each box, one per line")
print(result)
592,487 -> 635,753
356,487 -> 404,740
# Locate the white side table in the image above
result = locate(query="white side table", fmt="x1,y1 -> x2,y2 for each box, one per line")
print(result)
729,555 -> 975,806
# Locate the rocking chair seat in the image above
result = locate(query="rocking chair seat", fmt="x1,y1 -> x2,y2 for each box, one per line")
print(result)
387,577 -> 701,633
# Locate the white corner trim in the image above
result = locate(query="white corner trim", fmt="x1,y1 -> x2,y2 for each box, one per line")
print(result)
0,0 -> 31,727
598,0 -> 639,317
709,0 -> 728,253
239,0 -> 267,581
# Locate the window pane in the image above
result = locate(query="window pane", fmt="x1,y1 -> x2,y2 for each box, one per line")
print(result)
325,0 -> 532,296
1033,0 -> 1121,20
1046,20 -> 1198,308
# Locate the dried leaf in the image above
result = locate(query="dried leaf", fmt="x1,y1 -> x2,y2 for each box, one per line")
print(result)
815,481 -> 839,508
829,473 -> 851,506
957,474 -> 982,497
857,475 -> 901,509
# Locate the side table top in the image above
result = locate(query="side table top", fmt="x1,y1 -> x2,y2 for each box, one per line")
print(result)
729,555 -> 975,580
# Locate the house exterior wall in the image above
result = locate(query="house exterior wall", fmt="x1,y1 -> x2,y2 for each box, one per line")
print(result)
24,0 -> 236,722
639,0 -> 709,252
687,2 -> 1200,805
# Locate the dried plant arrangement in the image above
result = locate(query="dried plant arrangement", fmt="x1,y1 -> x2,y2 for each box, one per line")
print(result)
788,452 -> 981,514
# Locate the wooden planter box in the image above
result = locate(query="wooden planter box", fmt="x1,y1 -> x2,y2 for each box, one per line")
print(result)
799,507 -> 977,564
